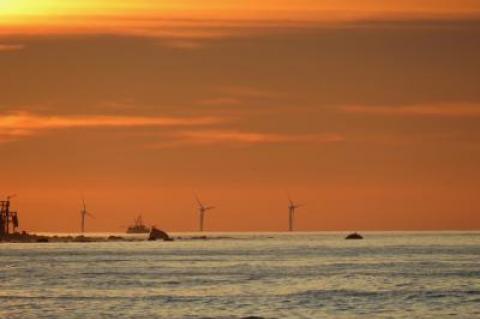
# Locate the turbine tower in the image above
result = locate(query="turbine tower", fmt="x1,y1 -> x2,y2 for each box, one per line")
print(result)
80,197 -> 94,233
288,196 -> 303,232
196,195 -> 215,232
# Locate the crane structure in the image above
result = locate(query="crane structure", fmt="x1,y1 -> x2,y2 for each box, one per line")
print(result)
0,195 -> 19,236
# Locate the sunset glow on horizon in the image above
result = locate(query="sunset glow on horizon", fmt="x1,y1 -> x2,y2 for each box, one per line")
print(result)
1,1 -> 479,232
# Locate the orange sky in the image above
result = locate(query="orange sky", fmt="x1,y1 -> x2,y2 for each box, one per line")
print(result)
1,1 -> 479,232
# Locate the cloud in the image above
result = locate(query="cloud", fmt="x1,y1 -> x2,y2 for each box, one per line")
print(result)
1,0 -> 479,60
0,44 -> 25,51
0,16 -> 302,40
151,130 -> 344,148
0,112 -> 345,148
341,104 -> 480,117
0,112 -> 223,143
346,130 -> 480,148
3,1 -> 478,40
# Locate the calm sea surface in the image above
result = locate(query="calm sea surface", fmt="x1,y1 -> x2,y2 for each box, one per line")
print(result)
1,232 -> 479,318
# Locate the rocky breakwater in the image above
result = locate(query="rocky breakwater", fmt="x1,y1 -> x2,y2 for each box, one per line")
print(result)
148,227 -> 173,241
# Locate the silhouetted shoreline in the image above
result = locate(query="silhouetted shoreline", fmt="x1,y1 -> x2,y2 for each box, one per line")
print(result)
0,232 -> 141,243
0,231 -> 240,243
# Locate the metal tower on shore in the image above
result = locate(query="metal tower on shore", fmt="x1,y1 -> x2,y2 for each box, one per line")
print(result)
0,195 -> 19,236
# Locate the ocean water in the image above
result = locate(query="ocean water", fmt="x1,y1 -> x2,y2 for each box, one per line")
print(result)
1,232 -> 479,319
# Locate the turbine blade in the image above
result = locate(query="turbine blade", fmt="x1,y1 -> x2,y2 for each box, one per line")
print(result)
195,194 -> 203,207
206,206 -> 216,210
288,195 -> 294,206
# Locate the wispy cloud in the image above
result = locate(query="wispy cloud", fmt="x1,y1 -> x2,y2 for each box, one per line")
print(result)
0,44 -> 25,51
151,130 -> 344,148
1,0 -> 479,39
342,104 -> 480,117
0,16 -> 479,46
0,16 -> 303,39
0,112 -> 222,143
0,112 -> 345,148
346,130 -> 480,148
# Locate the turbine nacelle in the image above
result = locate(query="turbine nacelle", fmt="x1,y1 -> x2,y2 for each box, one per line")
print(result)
199,205 -> 215,213
289,203 -> 303,210
288,198 -> 303,211
196,195 -> 215,212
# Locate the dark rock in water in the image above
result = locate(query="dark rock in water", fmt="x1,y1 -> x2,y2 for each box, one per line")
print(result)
345,232 -> 363,240
148,227 -> 173,241
73,235 -> 91,242
191,235 -> 208,240
108,235 -> 124,241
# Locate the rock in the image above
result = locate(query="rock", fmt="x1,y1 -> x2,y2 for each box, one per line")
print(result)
148,227 -> 173,241
191,236 -> 208,240
345,232 -> 363,240
73,235 -> 91,242
108,235 -> 124,241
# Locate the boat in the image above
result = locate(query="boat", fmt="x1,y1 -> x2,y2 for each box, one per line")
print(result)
345,232 -> 363,240
126,215 -> 150,233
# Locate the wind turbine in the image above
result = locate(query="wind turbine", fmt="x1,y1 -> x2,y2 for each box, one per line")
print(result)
195,195 -> 215,232
80,197 -> 94,233
288,196 -> 303,232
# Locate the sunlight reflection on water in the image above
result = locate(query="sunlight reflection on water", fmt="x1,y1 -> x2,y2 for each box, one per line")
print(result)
1,232 -> 479,318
